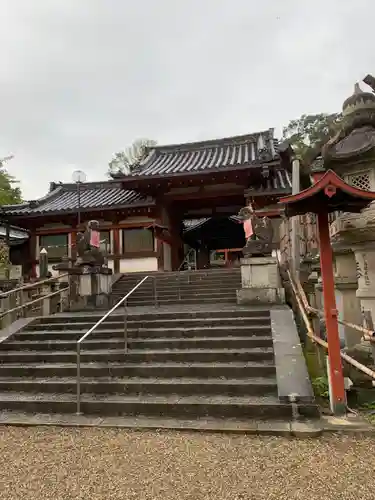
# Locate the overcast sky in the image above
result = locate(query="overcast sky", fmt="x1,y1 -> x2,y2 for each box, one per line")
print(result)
0,0 -> 374,200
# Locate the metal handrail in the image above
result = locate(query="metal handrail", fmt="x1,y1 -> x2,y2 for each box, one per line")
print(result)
276,250 -> 375,382
0,272 -> 69,298
75,275 -> 155,414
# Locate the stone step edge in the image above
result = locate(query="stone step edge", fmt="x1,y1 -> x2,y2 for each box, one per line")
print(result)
0,412 -> 323,437
0,347 -> 274,356
31,317 -> 272,326
0,376 -> 277,385
6,335 -> 273,345
0,361 -> 275,368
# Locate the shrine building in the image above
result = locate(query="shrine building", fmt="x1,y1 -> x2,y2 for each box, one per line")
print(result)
1,129 -> 294,278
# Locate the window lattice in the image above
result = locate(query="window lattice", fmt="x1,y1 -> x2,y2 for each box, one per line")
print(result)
347,172 -> 371,191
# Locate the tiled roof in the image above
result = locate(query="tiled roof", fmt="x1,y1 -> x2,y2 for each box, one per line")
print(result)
247,169 -> 292,194
130,129 -> 279,177
184,216 -> 242,233
2,181 -> 153,216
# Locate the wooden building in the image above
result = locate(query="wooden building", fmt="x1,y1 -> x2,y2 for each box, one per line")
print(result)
1,129 -> 294,277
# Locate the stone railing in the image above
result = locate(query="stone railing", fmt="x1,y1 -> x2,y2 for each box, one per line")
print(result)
0,274 -> 70,329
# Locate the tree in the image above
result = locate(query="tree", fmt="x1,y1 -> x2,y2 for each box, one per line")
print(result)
108,138 -> 157,175
282,113 -> 341,161
0,156 -> 22,205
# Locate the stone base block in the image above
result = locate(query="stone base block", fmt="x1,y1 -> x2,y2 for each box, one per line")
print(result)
240,256 -> 282,289
237,256 -> 285,305
78,273 -> 112,297
237,287 -> 285,305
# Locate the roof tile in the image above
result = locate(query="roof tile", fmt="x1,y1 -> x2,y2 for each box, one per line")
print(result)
131,130 -> 278,177
2,182 -> 152,216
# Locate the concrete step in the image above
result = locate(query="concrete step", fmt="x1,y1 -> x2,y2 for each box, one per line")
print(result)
14,325 -> 272,341
0,348 -> 274,364
0,361 -> 276,378
27,317 -> 271,331
117,270 -> 241,282
0,412 -> 323,435
3,336 -> 273,351
124,297 -> 238,306
0,392 -> 318,420
113,282 -> 241,292
0,376 -> 278,396
34,309 -> 270,323
111,289 -> 239,299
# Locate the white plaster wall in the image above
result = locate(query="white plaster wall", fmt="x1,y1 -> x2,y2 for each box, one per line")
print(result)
35,264 -> 64,278
119,257 -> 158,273
106,258 -> 114,271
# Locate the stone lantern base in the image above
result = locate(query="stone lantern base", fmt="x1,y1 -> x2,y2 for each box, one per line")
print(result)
236,257 -> 285,305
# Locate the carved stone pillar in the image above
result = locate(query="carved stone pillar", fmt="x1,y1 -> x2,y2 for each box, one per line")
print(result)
353,242 -> 375,320
333,248 -> 362,348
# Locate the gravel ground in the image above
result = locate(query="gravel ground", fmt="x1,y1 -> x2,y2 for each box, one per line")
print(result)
0,427 -> 373,500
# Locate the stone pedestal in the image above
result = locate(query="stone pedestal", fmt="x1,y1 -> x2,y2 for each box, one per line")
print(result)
330,209 -> 375,382
333,249 -> 362,348
78,268 -> 112,308
236,256 -> 285,305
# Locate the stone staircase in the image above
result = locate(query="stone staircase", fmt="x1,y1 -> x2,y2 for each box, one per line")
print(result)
0,309 -> 319,426
111,268 -> 241,306
0,269 -> 319,431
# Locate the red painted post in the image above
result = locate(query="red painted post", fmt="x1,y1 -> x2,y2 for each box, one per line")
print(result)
317,210 -> 346,415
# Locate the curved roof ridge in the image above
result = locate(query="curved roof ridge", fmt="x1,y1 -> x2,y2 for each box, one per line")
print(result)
153,129 -> 275,153
2,185 -> 65,210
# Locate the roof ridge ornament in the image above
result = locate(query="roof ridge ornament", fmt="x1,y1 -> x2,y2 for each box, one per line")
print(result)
354,82 -> 362,95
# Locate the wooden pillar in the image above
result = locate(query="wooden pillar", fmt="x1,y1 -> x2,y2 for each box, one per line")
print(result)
30,231 -> 37,279
70,229 -> 77,261
317,211 -> 346,415
156,236 -> 164,271
113,227 -> 120,274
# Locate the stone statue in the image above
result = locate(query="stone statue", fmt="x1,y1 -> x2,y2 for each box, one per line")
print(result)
75,220 -> 105,269
238,204 -> 274,257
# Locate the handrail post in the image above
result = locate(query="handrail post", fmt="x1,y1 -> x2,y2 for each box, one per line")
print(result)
124,299 -> 128,353
153,275 -> 158,307
178,273 -> 181,301
76,343 -> 81,415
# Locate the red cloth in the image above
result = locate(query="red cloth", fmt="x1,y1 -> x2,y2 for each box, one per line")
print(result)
90,230 -> 100,248
243,219 -> 253,239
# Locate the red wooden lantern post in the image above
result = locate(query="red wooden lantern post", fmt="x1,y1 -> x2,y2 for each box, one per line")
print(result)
280,170 -> 375,415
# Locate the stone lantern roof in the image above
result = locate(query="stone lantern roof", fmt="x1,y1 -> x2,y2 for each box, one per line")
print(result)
322,82 -> 375,171
342,83 -> 375,117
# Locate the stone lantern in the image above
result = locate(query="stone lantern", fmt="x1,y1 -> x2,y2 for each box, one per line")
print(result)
328,81 -> 375,339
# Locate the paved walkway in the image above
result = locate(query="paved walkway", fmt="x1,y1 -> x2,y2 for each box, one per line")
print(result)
0,427 -> 372,499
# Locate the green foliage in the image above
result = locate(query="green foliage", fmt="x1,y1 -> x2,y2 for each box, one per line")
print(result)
0,241 -> 10,270
108,138 -> 157,175
282,113 -> 342,161
0,157 -> 22,205
311,376 -> 329,399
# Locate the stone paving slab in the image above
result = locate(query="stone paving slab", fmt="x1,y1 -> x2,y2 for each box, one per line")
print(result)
0,411 -> 312,436
0,317 -> 35,343
0,411 -> 372,437
270,306 -> 315,403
